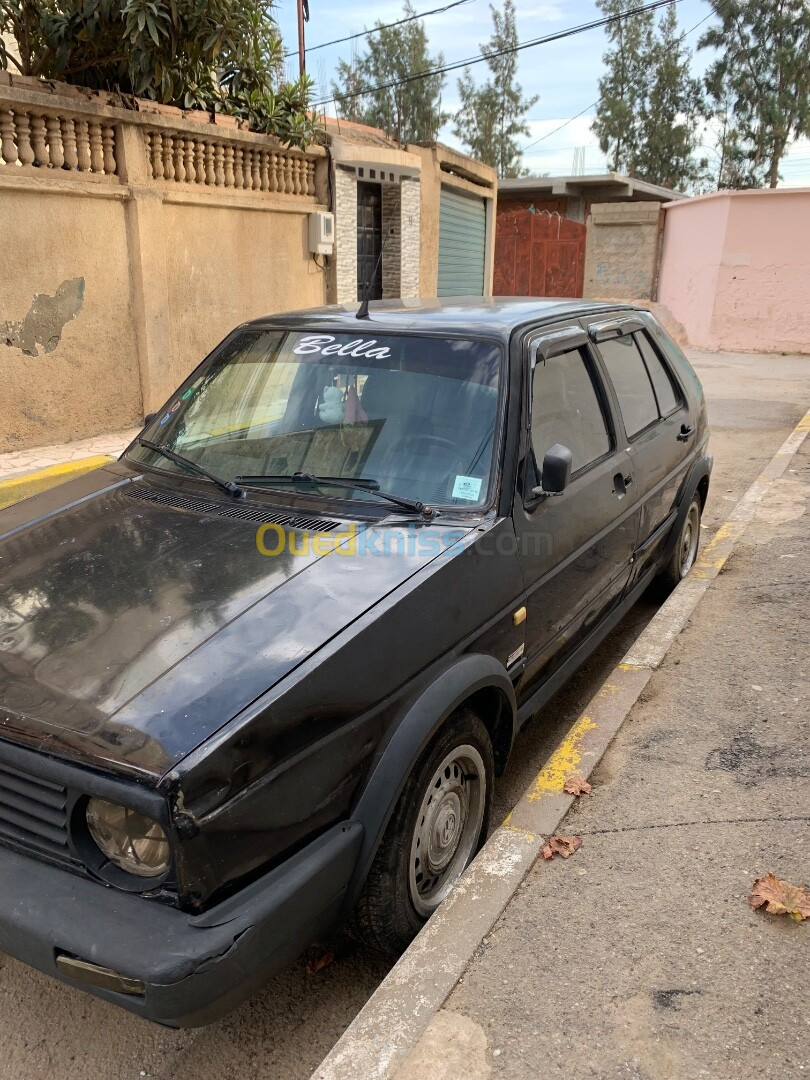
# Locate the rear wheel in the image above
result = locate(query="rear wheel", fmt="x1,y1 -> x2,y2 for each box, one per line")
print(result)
657,494 -> 701,593
353,708 -> 493,954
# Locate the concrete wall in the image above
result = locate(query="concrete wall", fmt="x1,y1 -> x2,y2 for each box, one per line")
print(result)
1,185 -> 144,447
657,189 -> 810,354
161,200 -> 323,400
0,75 -> 327,451
583,201 -> 664,301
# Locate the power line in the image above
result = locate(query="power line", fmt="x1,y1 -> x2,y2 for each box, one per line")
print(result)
285,0 -> 477,60
520,9 -> 713,154
522,101 -> 600,153
314,0 -> 683,109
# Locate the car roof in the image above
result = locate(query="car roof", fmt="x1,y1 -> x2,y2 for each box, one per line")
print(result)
244,297 -> 639,342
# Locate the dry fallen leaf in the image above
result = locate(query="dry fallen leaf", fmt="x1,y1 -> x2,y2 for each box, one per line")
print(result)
748,873 -> 810,923
305,947 -> 335,975
563,775 -> 592,796
541,835 -> 582,861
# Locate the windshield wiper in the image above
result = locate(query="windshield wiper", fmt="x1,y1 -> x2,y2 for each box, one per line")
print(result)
235,471 -> 434,517
137,439 -> 244,499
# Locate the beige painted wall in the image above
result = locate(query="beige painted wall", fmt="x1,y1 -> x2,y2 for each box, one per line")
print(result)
657,189 -> 810,353
162,200 -> 324,399
0,185 -> 143,448
0,76 -> 327,452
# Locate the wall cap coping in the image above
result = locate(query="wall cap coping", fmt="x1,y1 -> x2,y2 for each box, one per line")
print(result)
500,171 -> 686,202
412,141 -> 497,189
329,135 -> 421,174
323,116 -> 395,141
588,200 -> 663,224
662,186 -> 810,210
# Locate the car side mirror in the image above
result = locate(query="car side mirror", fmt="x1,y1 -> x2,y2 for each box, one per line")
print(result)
143,412 -> 157,427
531,443 -> 573,498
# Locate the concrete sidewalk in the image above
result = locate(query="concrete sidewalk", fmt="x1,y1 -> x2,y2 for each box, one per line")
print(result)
403,442 -> 809,1078
0,427 -> 139,481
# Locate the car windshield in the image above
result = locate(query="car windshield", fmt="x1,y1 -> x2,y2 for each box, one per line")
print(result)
127,330 -> 503,509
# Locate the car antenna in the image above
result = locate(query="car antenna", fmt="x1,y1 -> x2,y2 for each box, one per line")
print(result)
356,225 -> 396,321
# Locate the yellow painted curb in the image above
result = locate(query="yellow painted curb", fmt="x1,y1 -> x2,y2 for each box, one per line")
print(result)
526,713 -> 597,800
0,456 -> 114,510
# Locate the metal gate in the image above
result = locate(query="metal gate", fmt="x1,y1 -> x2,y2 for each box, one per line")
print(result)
437,187 -> 487,297
494,205 -> 586,298
357,181 -> 383,301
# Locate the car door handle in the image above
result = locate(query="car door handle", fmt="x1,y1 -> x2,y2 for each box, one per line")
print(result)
677,424 -> 695,441
613,473 -> 633,496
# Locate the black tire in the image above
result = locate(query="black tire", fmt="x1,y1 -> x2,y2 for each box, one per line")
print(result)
352,708 -> 494,955
657,493 -> 702,594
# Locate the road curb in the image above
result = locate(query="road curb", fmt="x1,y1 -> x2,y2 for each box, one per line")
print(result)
0,456 -> 114,510
313,406 -> 810,1080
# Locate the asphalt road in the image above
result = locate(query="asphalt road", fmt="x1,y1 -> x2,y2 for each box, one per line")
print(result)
0,349 -> 806,1080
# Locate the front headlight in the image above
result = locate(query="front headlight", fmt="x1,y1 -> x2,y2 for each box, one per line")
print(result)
86,798 -> 170,879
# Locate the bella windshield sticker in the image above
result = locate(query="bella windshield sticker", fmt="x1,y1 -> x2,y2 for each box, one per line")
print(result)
292,335 -> 392,359
452,475 -> 482,501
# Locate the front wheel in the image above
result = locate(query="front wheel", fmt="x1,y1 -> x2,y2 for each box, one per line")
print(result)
657,494 -> 702,593
352,708 -> 493,954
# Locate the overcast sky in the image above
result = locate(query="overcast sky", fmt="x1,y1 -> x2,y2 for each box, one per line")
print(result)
274,0 -> 810,187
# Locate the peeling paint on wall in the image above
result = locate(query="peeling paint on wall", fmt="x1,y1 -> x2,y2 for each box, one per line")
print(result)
1,278 -> 85,356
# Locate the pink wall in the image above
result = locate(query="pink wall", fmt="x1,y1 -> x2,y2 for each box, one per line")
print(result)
657,189 -> 810,353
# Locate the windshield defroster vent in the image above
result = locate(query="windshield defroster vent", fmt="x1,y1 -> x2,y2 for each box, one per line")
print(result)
126,484 -> 339,533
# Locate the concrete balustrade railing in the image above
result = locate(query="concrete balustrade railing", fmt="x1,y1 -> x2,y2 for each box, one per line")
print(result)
143,129 -> 317,197
0,106 -> 117,176
0,75 -> 324,202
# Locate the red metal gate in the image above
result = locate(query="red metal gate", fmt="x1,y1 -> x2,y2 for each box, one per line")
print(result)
494,202 -> 586,298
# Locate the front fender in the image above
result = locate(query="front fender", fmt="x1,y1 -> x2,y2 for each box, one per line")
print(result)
342,653 -> 517,915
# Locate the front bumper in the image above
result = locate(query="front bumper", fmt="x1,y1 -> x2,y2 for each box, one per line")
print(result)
0,820 -> 363,1027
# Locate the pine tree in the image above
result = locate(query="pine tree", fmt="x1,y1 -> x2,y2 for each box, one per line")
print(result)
702,87 -> 763,190
330,2 -> 448,144
592,0 -> 655,174
453,1 -> 538,178
593,1 -> 706,191
331,49 -> 369,126
634,4 -> 704,189
700,0 -> 810,188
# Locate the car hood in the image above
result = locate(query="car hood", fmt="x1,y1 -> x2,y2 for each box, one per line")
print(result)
0,466 -> 471,779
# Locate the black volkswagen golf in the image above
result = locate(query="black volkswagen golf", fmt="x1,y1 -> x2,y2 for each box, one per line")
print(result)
0,299 -> 711,1025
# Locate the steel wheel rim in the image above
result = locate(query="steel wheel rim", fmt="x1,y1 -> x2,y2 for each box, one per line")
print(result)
679,503 -> 700,576
408,744 -> 486,918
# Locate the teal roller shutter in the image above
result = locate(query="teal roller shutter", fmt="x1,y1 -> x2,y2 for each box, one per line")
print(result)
438,187 -> 487,297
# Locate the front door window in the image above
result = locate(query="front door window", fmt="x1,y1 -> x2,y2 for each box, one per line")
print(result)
531,347 -> 611,477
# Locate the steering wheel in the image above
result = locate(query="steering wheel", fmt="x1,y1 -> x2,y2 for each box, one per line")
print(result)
388,433 -> 464,458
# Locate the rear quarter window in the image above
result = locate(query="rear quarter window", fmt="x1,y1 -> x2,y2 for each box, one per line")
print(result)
635,332 -> 680,416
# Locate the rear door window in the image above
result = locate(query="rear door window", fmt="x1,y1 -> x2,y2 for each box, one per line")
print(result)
531,347 -> 611,475
635,332 -> 680,416
597,336 -> 659,438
